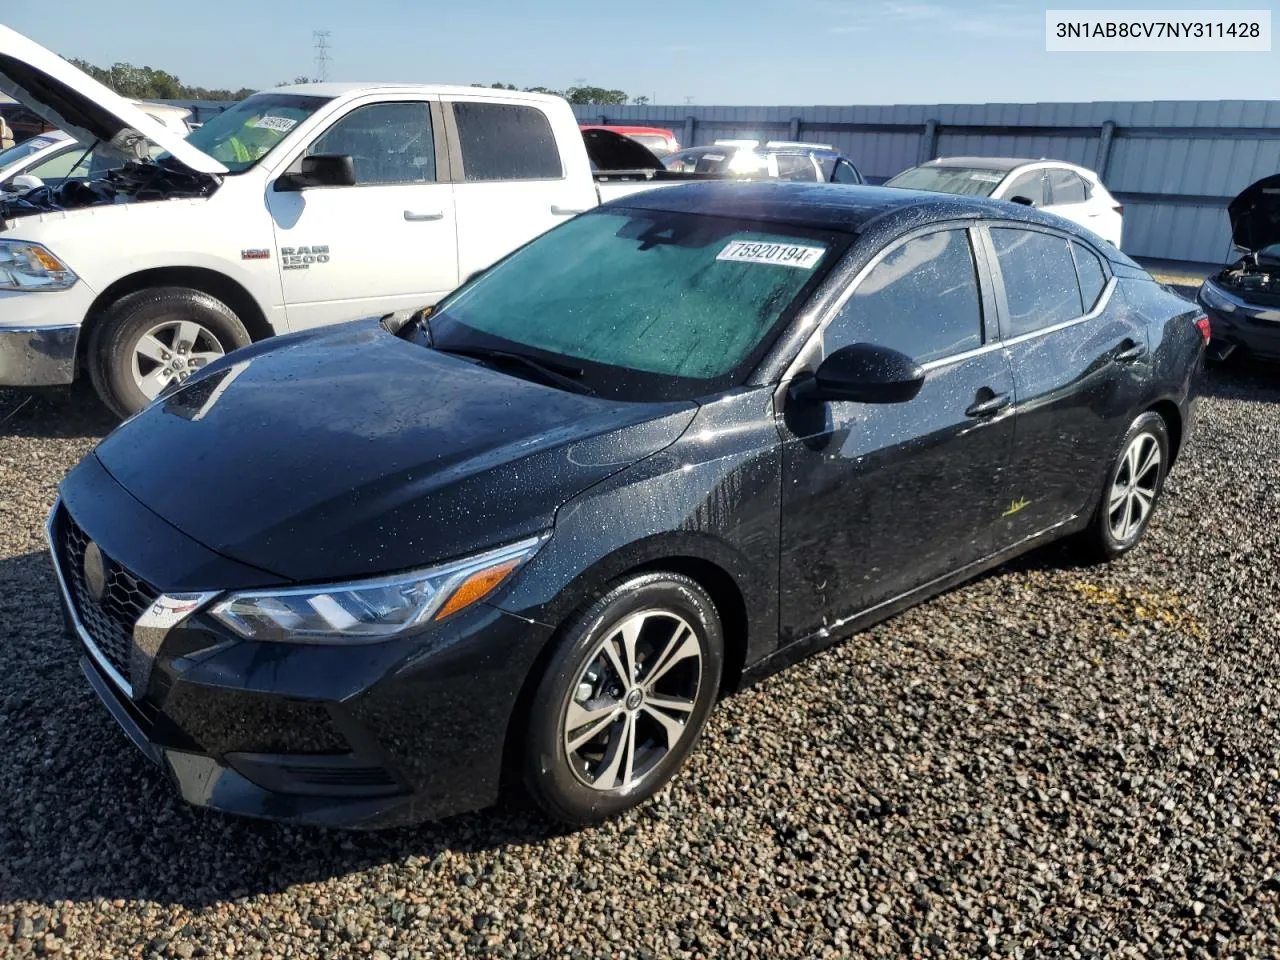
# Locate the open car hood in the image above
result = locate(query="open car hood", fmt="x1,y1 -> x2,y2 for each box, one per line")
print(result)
0,25 -> 226,176
582,127 -> 664,172
1228,174 -> 1280,252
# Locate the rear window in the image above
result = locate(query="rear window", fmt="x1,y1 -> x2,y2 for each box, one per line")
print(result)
453,102 -> 563,181
883,165 -> 1005,197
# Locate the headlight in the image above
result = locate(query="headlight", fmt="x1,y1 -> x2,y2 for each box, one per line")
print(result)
0,240 -> 78,291
209,534 -> 547,643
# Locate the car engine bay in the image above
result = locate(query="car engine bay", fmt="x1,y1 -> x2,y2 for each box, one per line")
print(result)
1215,247 -> 1280,303
0,159 -> 216,228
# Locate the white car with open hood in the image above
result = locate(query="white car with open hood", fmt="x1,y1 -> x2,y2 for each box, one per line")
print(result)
0,26 -> 689,416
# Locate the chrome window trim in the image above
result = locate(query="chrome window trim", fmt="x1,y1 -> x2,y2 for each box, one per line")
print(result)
998,275 -> 1117,349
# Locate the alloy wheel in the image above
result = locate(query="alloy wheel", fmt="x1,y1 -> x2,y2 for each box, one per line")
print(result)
563,609 -> 703,793
1108,431 -> 1162,542
130,319 -> 225,400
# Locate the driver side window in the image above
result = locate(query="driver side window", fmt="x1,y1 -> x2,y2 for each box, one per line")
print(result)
308,102 -> 436,186
824,228 -> 984,364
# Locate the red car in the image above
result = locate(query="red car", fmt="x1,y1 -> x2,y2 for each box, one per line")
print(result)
579,124 -> 679,158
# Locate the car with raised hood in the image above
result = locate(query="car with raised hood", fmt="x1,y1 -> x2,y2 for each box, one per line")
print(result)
0,25 -> 706,418
579,123 -> 679,158
1197,174 -> 1280,362
49,181 -> 1206,828
884,157 -> 1124,248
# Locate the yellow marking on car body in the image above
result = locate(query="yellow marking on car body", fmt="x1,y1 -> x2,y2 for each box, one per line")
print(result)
1002,497 -> 1030,517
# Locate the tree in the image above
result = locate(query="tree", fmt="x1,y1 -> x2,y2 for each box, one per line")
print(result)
563,85 -> 629,105
631,95 -> 650,106
68,56 -> 256,101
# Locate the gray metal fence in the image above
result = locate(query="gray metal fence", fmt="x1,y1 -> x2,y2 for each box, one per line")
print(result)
155,97 -> 1279,264
574,100 -> 1280,264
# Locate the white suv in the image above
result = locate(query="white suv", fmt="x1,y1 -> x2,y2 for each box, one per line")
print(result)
884,157 -> 1124,248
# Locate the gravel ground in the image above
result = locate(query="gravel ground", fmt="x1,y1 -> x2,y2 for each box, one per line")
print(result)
2,358 -> 1280,960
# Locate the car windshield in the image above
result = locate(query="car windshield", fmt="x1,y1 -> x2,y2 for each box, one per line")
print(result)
175,93 -> 331,173
883,165 -> 1006,197
0,135 -> 58,170
427,207 -> 849,401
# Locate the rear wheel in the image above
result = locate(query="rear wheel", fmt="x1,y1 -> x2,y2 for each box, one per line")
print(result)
523,572 -> 723,825
88,287 -> 252,417
1079,411 -> 1169,561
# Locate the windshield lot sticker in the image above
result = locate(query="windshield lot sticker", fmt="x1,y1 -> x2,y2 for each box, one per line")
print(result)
970,172 -> 1004,183
717,241 -> 825,269
253,116 -> 298,133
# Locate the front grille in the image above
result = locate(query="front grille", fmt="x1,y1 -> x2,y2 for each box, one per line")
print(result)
57,508 -> 160,686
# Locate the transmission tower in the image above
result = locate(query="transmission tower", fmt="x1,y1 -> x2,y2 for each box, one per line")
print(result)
313,31 -> 332,82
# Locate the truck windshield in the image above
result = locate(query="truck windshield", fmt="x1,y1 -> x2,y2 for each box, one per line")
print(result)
427,207 -> 849,402
180,94 -> 332,173
883,166 -> 1005,197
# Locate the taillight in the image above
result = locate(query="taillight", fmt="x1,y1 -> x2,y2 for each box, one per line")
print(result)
1194,315 -> 1211,343
1113,204 -> 1124,215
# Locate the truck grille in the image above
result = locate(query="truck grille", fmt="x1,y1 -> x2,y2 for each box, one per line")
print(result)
56,508 -> 160,688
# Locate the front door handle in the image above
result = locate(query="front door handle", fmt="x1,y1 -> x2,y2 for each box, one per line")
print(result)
1113,340 -> 1146,364
965,391 -> 1012,418
404,210 -> 444,221
551,205 -> 589,216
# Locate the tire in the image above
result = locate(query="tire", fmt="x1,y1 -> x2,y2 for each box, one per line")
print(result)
88,287 -> 252,418
523,572 -> 724,825
1078,411 -> 1170,562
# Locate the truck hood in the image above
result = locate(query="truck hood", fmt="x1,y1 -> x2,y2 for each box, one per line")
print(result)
1228,174 -> 1280,252
91,320 -> 696,583
0,25 -> 226,176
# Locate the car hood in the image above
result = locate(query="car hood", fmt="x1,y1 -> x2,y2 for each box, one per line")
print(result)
92,320 -> 697,583
1228,174 -> 1280,252
0,25 -> 225,176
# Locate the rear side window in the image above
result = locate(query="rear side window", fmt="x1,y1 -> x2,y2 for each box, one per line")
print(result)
1049,169 -> 1089,204
990,228 -> 1083,336
453,102 -> 563,181
830,159 -> 861,184
826,228 -> 983,363
1072,241 -> 1107,310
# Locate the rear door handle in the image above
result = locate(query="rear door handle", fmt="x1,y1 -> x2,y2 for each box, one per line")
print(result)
965,392 -> 1012,418
1113,341 -> 1147,363
551,205 -> 589,216
404,210 -> 444,221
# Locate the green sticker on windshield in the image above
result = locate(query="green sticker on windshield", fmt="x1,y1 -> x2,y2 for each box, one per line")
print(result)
717,240 -> 825,269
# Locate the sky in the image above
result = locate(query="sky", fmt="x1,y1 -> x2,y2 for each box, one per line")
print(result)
5,1 -> 1279,105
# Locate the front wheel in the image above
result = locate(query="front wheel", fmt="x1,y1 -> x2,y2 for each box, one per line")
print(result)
88,287 -> 252,417
522,572 -> 724,825
1079,411 -> 1170,561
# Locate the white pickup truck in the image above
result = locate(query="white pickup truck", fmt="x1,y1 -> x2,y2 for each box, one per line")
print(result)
0,25 -> 695,415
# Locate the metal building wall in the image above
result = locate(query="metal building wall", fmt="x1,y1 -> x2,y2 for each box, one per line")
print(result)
576,100 -> 1280,264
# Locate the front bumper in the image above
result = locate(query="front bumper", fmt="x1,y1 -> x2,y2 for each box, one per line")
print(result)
50,462 -> 555,829
1198,278 -> 1280,360
0,322 -> 78,385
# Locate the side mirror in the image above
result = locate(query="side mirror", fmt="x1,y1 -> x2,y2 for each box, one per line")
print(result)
10,174 -> 43,192
275,154 -> 357,191
793,343 -> 925,405
1008,195 -> 1035,207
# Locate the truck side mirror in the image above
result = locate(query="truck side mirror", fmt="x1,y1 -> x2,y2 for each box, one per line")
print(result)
275,155 -> 357,191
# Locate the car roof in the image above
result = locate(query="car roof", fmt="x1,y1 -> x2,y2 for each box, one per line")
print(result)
614,180 -> 1097,236
270,82 -> 567,104
922,156 -> 1037,172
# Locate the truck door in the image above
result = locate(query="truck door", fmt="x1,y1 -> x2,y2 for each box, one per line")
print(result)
266,98 -> 459,330
444,97 -> 599,281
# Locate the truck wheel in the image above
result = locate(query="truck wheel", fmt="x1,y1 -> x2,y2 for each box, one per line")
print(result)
88,287 -> 253,418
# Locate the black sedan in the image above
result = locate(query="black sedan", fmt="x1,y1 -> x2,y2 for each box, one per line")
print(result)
48,182 -> 1207,828
1197,173 -> 1280,361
